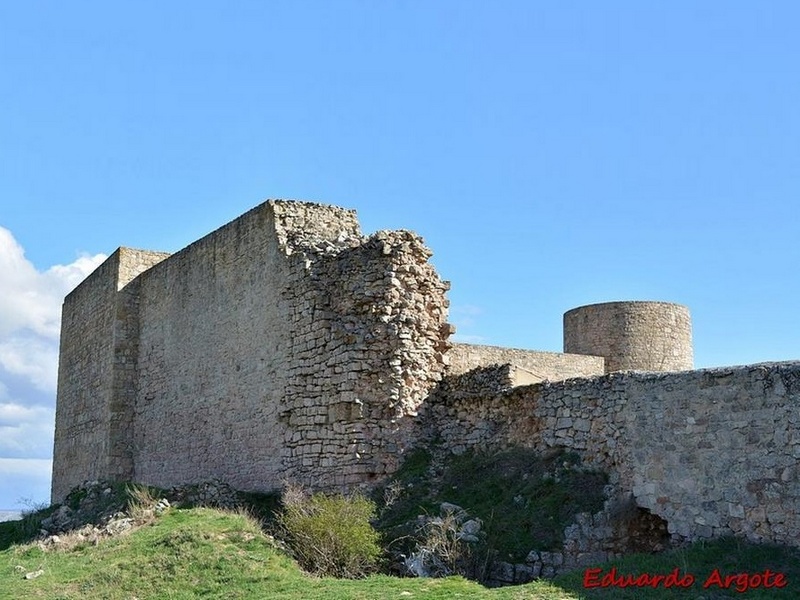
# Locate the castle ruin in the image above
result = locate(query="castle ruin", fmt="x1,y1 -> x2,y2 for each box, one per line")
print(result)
53,199 -> 800,558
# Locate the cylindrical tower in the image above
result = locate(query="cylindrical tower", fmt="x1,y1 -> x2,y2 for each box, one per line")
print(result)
564,301 -> 693,373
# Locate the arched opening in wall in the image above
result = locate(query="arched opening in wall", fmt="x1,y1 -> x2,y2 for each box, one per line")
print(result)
616,505 -> 671,553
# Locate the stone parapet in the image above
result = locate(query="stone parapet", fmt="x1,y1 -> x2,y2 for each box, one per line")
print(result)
447,343 -> 604,383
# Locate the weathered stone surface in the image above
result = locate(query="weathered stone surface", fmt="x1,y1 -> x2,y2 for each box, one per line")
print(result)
24,569 -> 44,580
564,301 -> 693,373
53,200 -> 452,500
447,343 -> 603,383
419,362 -> 800,549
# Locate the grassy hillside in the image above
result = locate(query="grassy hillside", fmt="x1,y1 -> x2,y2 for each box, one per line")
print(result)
2,505 -> 799,599
3,448 -> 798,599
0,507 -> 572,600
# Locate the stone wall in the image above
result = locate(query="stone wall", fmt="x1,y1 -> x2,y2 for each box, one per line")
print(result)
130,203 -> 301,492
53,248 -> 169,501
53,200 -> 452,501
109,249 -> 171,482
447,343 -> 604,384
419,362 -> 800,548
130,201 -> 452,493
564,301 -> 693,372
277,220 -> 451,489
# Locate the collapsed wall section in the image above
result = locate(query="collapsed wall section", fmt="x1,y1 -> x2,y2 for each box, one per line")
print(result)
279,223 -> 452,489
418,362 -> 800,548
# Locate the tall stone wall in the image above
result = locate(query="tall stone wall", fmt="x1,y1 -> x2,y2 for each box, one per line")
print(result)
418,362 -> 800,548
130,203 -> 306,492
108,249 -> 172,483
53,200 -> 452,501
52,248 -> 169,501
564,301 -> 693,373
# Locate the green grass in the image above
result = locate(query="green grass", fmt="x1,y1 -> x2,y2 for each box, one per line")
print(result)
0,507 -> 572,600
3,449 -> 797,599
2,506 -> 798,599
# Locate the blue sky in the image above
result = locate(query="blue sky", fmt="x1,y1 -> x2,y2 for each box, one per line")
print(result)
1,2 -> 798,509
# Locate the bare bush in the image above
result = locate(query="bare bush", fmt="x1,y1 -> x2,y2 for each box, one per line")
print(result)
275,483 -> 382,578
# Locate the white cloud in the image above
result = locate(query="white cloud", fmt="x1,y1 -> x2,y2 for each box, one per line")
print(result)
44,254 -> 109,291
0,402 -> 51,425
0,226 -> 105,394
0,334 -> 60,392
0,227 -> 105,505
0,227 -> 105,339
0,402 -> 54,458
0,228 -> 57,338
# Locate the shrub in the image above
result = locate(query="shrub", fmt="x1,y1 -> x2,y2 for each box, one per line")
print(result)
405,510 -> 475,578
276,484 -> 381,578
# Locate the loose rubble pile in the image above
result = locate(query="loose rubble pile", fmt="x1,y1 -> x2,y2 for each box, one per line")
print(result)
33,481 -> 171,551
167,479 -> 241,509
31,479 -> 244,553
403,502 -> 485,579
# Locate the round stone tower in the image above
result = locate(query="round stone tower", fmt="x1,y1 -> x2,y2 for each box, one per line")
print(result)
563,301 -> 693,373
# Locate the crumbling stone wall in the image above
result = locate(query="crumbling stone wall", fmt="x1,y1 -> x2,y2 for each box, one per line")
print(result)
53,200 -> 451,501
419,362 -> 800,549
278,219 -> 451,489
